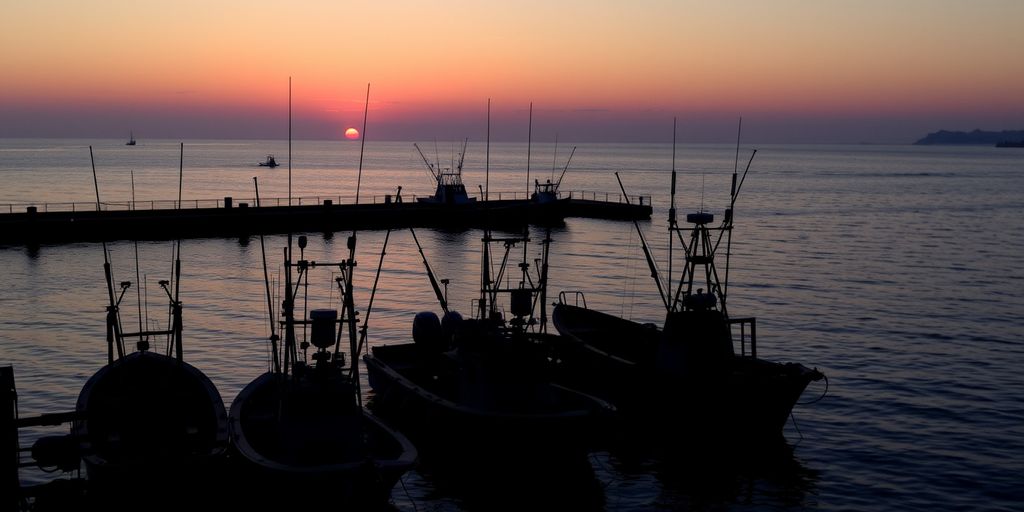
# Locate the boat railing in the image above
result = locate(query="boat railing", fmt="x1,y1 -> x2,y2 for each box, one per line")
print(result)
557,290 -> 588,308
0,190 -> 651,214
727,317 -> 757,359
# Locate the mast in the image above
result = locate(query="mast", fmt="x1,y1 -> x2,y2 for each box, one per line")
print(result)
668,118 -> 677,304
479,99 -> 492,320
91,146 -> 126,363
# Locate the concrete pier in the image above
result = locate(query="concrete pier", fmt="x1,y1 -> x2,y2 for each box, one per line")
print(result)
0,197 -> 652,244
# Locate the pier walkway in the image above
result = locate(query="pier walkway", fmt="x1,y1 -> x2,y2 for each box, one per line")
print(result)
0,190 -> 652,244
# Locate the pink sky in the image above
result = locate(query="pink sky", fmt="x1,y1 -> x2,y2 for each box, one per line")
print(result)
2,1 -> 1021,143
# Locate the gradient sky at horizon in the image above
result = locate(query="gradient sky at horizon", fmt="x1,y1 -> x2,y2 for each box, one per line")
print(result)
2,0 -> 1022,143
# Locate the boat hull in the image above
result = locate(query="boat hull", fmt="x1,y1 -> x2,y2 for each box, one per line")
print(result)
551,303 -> 823,441
72,351 -> 228,494
228,371 -> 417,505
364,343 -> 614,461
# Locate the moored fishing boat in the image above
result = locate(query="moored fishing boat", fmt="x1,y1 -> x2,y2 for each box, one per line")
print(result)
552,147 -> 826,442
413,140 -> 477,204
364,226 -> 615,461
227,234 -> 417,504
72,146 -> 228,500
228,86 -> 416,506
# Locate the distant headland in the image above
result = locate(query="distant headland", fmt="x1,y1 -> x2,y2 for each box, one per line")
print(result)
914,129 -> 1024,146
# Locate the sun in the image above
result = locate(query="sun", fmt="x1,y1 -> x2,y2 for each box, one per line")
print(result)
344,127 -> 360,140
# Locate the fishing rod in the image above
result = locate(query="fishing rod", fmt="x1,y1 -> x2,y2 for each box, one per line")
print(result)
414,143 -> 439,181
91,146 -> 126,363
554,146 -> 576,191
616,172 -> 670,311
356,187 -> 402,357
409,227 -> 450,315
254,176 -> 280,374
346,82 -> 371,406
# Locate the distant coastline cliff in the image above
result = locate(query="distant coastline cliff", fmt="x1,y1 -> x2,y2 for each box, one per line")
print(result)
914,129 -> 1024,145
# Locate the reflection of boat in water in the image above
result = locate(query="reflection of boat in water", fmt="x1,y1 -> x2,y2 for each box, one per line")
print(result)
258,154 -> 279,167
228,231 -> 417,505
551,155 -> 826,442
125,131 -> 136,146
414,140 -> 476,204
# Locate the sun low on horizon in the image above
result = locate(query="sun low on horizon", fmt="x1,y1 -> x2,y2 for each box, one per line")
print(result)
1,1 -> 1022,143
344,128 -> 360,140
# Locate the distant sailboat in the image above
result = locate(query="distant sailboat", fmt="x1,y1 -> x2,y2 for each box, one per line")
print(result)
126,131 -> 136,146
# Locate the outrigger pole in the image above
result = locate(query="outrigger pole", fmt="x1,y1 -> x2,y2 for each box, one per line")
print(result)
91,146 -> 126,363
346,82 -> 371,406
254,177 -> 280,374
616,172 -> 670,311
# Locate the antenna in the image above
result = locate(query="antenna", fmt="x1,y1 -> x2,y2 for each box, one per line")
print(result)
485,99 -> 491,202
669,117 -> 677,305
289,76 -> 292,206
551,133 -> 558,182
525,102 -> 533,196
131,171 -> 144,338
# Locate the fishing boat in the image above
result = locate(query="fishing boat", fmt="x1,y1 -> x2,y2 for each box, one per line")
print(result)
71,146 -> 228,499
72,247 -> 228,493
125,131 -> 136,146
413,140 -> 476,204
229,84 -> 416,506
258,154 -> 279,167
228,234 -> 417,504
551,152 -> 826,442
364,225 -> 615,461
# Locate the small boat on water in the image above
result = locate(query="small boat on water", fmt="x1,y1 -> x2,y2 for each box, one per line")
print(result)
72,245 -> 229,496
228,231 -> 417,505
551,159 -> 826,442
258,154 -> 279,167
125,131 -> 136,146
413,140 -> 476,204
364,226 -> 615,461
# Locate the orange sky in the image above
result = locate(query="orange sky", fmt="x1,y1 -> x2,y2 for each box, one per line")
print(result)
2,1 -> 1022,142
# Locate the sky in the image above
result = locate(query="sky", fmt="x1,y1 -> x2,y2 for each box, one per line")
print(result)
2,0 -> 1022,144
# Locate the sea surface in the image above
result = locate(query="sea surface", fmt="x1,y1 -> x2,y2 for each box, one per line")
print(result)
1,138 -> 1022,510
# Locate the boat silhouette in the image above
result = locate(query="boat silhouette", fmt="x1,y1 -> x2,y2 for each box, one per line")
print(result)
414,140 -> 476,204
551,147 -> 826,442
228,84 -> 416,507
227,234 -> 417,504
258,154 -> 279,167
73,146 -> 228,500
125,131 -> 135,146
366,107 -> 613,461
363,227 -> 615,462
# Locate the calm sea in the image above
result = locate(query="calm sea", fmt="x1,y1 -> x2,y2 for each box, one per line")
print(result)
1,139 -> 1022,510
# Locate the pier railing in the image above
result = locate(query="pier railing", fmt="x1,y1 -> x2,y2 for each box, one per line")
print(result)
1,189 -> 651,214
